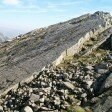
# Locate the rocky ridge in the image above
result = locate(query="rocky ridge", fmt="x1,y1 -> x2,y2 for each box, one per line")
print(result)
0,11 -> 112,112
0,11 -> 112,93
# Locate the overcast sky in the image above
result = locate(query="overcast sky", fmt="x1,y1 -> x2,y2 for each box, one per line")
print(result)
0,0 -> 112,37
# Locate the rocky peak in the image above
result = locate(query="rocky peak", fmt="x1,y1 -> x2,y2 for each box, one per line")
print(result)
93,11 -> 111,17
91,11 -> 112,25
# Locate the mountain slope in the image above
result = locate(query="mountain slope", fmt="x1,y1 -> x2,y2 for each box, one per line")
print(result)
0,11 -> 112,112
0,11 -> 112,93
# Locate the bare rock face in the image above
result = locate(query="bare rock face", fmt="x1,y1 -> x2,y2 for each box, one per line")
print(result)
0,46 -> 112,112
101,73 -> 112,91
0,11 -> 112,112
94,95 -> 112,112
0,11 -> 112,93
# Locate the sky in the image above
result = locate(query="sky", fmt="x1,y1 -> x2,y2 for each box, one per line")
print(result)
0,0 -> 112,37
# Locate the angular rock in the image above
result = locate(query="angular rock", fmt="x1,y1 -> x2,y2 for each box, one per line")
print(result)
63,81 -> 75,90
30,93 -> 40,102
81,93 -> 87,98
0,106 -> 3,112
21,106 -> 33,112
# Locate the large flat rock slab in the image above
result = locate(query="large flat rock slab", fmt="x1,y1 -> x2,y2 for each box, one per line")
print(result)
0,11 -> 112,93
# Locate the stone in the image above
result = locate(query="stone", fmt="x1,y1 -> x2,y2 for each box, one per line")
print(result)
86,80 -> 93,88
43,87 -> 51,94
21,106 -> 33,112
97,69 -> 108,74
40,107 -> 53,111
107,53 -> 112,59
95,63 -> 108,72
0,106 -> 3,112
81,93 -> 87,98
54,97 -> 60,105
63,81 -> 75,90
30,93 -> 40,102
85,75 -> 90,80
85,65 -> 94,70
0,99 -> 3,105
109,66 -> 112,72
39,97 -> 45,103
100,73 -> 112,92
94,96 -> 112,112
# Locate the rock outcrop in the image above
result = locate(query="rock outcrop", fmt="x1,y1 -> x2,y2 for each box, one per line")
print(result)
0,48 -> 112,112
0,11 -> 112,112
0,11 -> 112,93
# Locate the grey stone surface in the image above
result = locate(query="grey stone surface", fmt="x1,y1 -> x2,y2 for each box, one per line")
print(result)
0,47 -> 112,111
100,73 -> 112,92
0,11 -> 112,93
94,96 -> 112,112
0,106 -> 3,112
21,106 -> 33,112
0,11 -> 112,112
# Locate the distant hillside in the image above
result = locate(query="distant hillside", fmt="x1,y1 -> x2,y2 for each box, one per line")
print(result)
0,27 -> 27,38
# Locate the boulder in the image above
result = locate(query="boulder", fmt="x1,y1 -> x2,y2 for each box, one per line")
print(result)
0,106 -> 3,112
30,93 -> 40,102
63,81 -> 75,90
21,106 -> 33,112
54,96 -> 61,105
85,65 -> 94,70
94,63 -> 109,74
97,69 -> 108,74
81,93 -> 87,98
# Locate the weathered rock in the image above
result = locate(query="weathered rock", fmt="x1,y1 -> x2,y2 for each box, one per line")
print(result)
30,93 -> 40,102
95,63 -> 109,74
63,81 -> 75,90
97,69 -> 108,74
81,93 -> 87,98
0,106 -> 3,112
94,96 -> 112,112
40,107 -> 53,111
100,73 -> 112,92
85,65 -> 94,70
21,106 -> 33,112
86,79 -> 93,89
54,96 -> 60,105
0,12 -> 112,112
